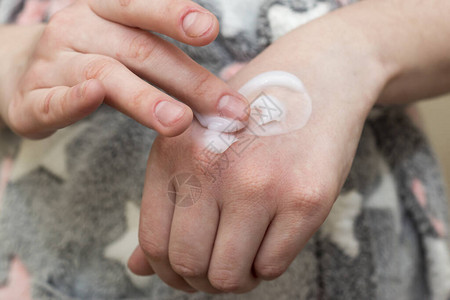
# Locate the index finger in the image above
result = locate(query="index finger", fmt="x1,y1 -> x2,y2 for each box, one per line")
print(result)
87,0 -> 219,46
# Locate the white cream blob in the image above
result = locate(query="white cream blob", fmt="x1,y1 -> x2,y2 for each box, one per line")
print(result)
241,71 -> 312,136
193,126 -> 238,154
193,113 -> 245,133
193,71 -> 312,153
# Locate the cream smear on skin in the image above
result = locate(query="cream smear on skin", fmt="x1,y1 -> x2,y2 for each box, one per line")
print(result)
193,71 -> 312,153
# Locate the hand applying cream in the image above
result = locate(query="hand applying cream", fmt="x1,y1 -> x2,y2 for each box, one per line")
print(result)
193,71 -> 313,153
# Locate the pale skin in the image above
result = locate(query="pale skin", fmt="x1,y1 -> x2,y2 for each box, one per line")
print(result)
129,0 -> 450,293
0,0 -> 249,139
1,0 -> 450,295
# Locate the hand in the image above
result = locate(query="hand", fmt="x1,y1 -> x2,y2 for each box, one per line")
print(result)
0,0 -> 248,139
128,13 -> 389,293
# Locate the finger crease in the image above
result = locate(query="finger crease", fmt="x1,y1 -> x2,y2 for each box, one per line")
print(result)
43,89 -> 56,115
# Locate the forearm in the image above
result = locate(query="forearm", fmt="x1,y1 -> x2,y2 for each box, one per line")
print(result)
225,15 -> 389,188
228,6 -> 388,119
0,24 -> 45,127
225,0 -> 450,160
336,0 -> 450,104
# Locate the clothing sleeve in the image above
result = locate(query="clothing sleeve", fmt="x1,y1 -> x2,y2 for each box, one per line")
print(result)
0,0 -> 25,24
0,0 -> 74,25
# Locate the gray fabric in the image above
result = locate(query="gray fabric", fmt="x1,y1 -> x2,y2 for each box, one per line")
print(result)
0,0 -> 449,299
0,0 -> 24,23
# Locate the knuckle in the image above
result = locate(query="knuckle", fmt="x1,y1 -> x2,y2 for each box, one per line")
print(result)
252,173 -> 274,194
171,262 -> 204,279
288,185 -> 331,219
208,270 -> 242,293
129,89 -> 152,112
233,167 -> 274,198
303,187 -> 331,212
190,72 -> 214,97
124,33 -> 158,63
42,89 -> 55,116
254,261 -> 287,280
222,165 -> 278,216
138,235 -> 167,262
118,0 -> 132,7
83,57 -> 117,80
169,250 -> 207,278
44,10 -> 72,41
40,88 -> 69,126
31,89 -> 58,130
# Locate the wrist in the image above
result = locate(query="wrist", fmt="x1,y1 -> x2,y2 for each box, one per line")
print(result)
251,9 -> 390,117
341,0 -> 450,104
304,1 -> 400,108
221,14 -> 391,183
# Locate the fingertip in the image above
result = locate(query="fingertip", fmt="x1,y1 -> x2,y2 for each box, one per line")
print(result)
196,14 -> 220,46
128,246 -> 155,276
238,94 -> 251,122
170,106 -> 194,136
180,8 -> 220,47
154,102 -> 193,137
217,93 -> 251,122
75,79 -> 105,116
84,79 -> 106,103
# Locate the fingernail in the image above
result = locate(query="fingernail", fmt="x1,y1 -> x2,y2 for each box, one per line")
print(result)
182,11 -> 214,37
154,101 -> 186,127
208,117 -> 245,132
218,95 -> 249,121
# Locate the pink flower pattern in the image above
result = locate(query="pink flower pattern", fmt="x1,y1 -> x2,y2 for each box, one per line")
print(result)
0,257 -> 32,300
411,178 -> 447,237
0,158 -> 13,212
